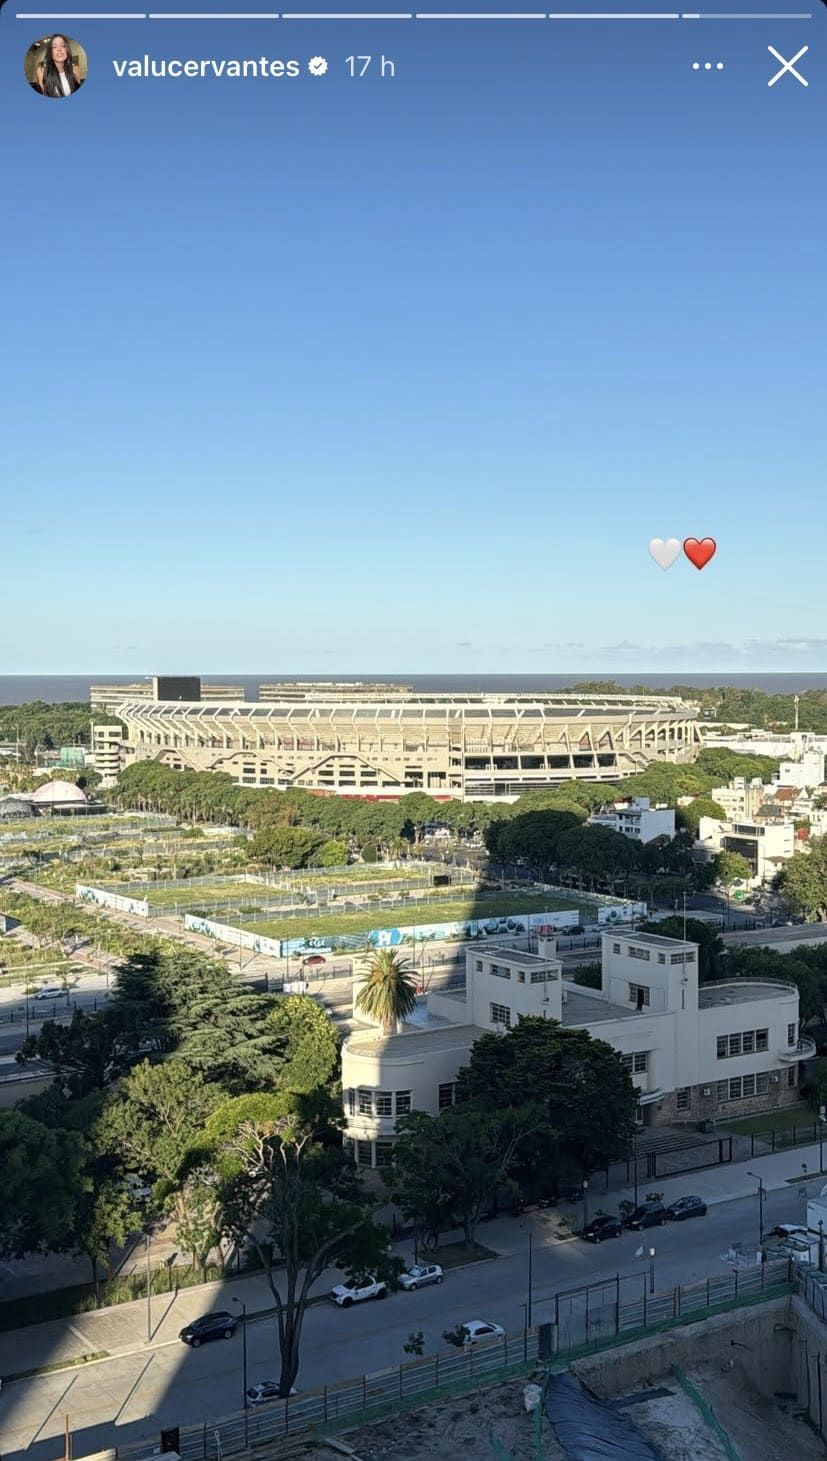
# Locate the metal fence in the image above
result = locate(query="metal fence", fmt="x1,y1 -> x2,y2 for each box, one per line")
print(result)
542,1256 -> 792,1357
743,1121 -> 827,1159
116,1330 -> 539,1461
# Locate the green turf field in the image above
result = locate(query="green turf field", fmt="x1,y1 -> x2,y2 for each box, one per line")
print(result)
241,889 -> 597,941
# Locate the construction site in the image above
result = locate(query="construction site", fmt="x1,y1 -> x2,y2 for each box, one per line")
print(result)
272,1284 -> 827,1461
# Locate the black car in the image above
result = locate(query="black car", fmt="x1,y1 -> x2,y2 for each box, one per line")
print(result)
625,1201 -> 668,1230
179,1311 -> 238,1347
583,1214 -> 623,1243
665,1195 -> 707,1222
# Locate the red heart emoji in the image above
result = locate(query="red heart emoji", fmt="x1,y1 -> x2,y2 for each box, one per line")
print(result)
683,537 -> 716,570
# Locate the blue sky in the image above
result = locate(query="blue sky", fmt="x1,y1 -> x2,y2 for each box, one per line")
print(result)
1,7 -> 824,673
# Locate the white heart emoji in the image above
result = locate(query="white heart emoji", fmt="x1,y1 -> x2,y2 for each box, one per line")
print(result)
648,537 -> 681,571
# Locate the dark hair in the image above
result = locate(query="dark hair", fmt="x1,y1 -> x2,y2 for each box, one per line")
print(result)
40,35 -> 81,97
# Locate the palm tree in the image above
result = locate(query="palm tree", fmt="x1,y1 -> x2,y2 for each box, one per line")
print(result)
355,948 -> 418,1033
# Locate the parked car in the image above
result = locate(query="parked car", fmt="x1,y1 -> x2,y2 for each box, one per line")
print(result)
766,1224 -> 807,1239
665,1195 -> 707,1222
625,1201 -> 668,1230
330,1275 -> 388,1307
302,954 -> 326,967
460,1320 -> 505,1344
398,1263 -> 444,1291
179,1311 -> 238,1346
34,985 -> 65,1000
582,1214 -> 623,1243
246,1381 -> 296,1404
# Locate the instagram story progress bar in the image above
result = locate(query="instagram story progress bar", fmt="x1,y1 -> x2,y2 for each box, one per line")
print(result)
12,6 -> 817,18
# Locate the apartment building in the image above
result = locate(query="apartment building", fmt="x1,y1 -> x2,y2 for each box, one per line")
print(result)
341,930 -> 811,1168
698,815 -> 796,883
587,796 -> 675,843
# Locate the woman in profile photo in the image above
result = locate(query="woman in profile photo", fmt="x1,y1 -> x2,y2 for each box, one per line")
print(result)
36,34 -> 83,97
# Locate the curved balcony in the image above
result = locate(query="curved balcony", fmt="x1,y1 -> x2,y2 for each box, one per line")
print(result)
778,1037 -> 817,1063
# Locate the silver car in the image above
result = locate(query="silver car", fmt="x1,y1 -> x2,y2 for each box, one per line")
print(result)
398,1263 -> 444,1291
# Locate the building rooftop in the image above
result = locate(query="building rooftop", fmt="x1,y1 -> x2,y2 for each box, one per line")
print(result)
605,930 -> 695,950
562,988 -> 641,1025
699,980 -> 797,1007
482,947 -> 556,969
345,1022 -> 480,1060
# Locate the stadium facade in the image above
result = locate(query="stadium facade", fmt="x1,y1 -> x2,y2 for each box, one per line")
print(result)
98,680 -> 702,801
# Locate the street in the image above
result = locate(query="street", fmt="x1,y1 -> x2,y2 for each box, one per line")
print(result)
0,1171 -> 816,1461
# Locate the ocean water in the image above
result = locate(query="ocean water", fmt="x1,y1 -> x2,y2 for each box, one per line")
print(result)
1,673 -> 827,706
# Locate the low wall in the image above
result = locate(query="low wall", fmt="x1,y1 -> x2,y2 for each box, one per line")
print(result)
75,884 -> 149,918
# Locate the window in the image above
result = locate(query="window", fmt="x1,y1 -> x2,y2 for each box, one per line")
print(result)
375,1092 -> 393,1117
356,1141 -> 373,1167
475,959 -> 483,972
742,1031 -> 755,1055
657,953 -> 666,965
358,1088 -> 372,1116
728,1034 -> 742,1058
716,1080 -> 728,1102
517,970 -> 526,984
634,1051 -> 648,1073
627,946 -> 651,962
490,1002 -> 512,1028
489,962 -> 510,980
629,983 -> 650,1007
375,1141 -> 394,1168
729,1077 -> 742,1100
530,970 -> 550,984
686,951 -> 696,962
756,1029 -> 769,1052
613,942 -> 621,955
756,1073 -> 769,1095
717,1036 -> 728,1059
438,1082 -> 456,1110
788,1066 -> 797,1087
742,1074 -> 755,1097
395,1090 -> 411,1115
788,1022 -> 797,1046
670,953 -> 687,965
676,1087 -> 690,1111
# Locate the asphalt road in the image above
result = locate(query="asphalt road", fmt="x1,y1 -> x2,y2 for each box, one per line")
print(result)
0,1183 -> 809,1461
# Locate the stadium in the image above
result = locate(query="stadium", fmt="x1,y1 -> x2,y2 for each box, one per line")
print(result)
101,680 -> 702,801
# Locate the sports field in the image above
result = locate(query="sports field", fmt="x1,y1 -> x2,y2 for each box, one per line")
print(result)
241,889 -> 597,942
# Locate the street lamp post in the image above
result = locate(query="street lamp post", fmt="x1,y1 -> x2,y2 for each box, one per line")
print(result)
233,1298 -> 249,1440
648,1247 -> 656,1294
527,1230 -> 534,1328
819,1106 -> 825,1174
144,1230 -> 152,1344
747,1171 -> 765,1248
632,1128 -> 639,1208
582,1178 -> 590,1233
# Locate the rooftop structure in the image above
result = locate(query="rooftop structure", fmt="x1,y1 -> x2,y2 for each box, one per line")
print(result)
106,684 -> 702,802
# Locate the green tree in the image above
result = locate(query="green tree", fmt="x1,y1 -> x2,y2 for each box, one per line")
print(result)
17,1008 -> 139,1097
779,837 -> 827,922
355,948 -> 418,1033
171,1166 -> 224,1279
250,825 -> 325,869
388,1104 -> 542,1249
0,1110 -> 86,1257
200,1090 -> 395,1396
267,995 -> 340,1095
676,797 -> 726,837
308,839 -> 349,868
456,1018 -> 637,1191
714,850 -> 753,887
71,1178 -> 135,1298
95,1058 -> 220,1185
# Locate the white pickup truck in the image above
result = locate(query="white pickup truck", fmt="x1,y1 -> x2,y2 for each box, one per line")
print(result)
330,1276 -> 388,1308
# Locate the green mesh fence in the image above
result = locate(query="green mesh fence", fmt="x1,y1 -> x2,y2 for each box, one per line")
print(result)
672,1365 -> 741,1461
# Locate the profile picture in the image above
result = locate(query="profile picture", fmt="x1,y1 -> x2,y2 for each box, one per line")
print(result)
24,34 -> 87,98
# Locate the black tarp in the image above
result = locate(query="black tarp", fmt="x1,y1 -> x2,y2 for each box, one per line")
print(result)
546,1372 -> 663,1461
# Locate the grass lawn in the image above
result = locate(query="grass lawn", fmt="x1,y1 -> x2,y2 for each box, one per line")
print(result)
242,889 -> 597,941
721,1106 -> 815,1137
